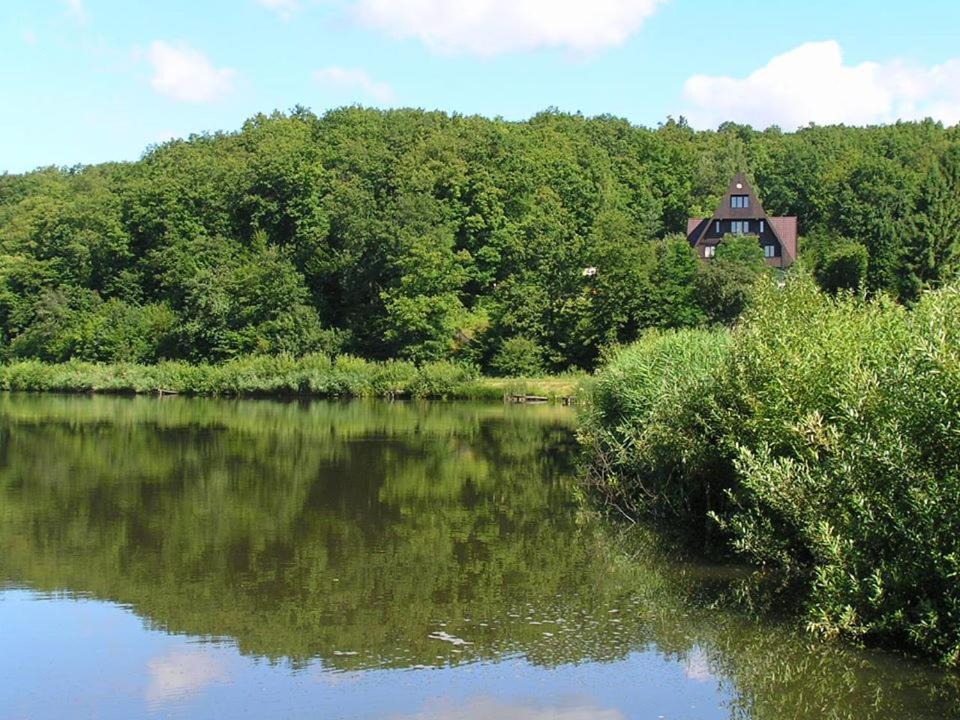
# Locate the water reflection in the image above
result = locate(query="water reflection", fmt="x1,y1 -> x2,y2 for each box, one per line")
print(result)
391,698 -> 626,720
0,394 -> 957,720
146,649 -> 230,707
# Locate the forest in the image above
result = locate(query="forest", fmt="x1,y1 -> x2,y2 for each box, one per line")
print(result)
1,107 -> 959,374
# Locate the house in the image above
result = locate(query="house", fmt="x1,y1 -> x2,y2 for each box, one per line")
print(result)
686,173 -> 797,268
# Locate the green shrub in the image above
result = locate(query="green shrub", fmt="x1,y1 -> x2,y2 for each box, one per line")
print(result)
583,272 -> 960,665
489,336 -> 545,377
370,360 -> 418,396
695,235 -> 768,326
720,277 -> 960,664
409,361 -> 478,399
0,354 -> 478,399
579,328 -> 733,525
816,242 -> 869,294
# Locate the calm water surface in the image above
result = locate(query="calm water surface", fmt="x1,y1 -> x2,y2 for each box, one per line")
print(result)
0,395 -> 957,720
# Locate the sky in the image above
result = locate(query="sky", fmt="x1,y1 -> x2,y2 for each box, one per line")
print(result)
2,0 -> 959,173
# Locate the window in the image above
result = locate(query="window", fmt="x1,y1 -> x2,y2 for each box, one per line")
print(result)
715,220 -> 721,234
704,245 -> 716,259
731,220 -> 750,235
731,195 -> 750,209
760,219 -> 766,234
764,244 -> 776,258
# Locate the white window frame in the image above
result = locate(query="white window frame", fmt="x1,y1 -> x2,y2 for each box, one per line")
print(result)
764,244 -> 776,259
760,219 -> 766,233
704,245 -> 716,259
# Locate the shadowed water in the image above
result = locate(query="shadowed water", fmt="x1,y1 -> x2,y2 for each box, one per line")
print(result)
0,394 -> 957,720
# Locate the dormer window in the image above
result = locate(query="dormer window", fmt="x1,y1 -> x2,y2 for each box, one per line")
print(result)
731,195 -> 750,209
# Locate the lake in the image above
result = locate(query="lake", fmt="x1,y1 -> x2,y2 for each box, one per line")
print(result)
1,395 -> 957,720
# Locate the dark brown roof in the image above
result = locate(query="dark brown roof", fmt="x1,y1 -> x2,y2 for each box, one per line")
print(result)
687,217 -> 707,237
769,216 -> 798,264
713,172 -> 764,221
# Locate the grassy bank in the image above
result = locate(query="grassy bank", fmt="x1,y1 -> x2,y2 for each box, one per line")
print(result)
0,354 -> 583,402
580,273 -> 960,667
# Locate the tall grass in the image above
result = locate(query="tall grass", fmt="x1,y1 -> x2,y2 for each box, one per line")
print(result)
0,354 -> 582,401
581,273 -> 960,666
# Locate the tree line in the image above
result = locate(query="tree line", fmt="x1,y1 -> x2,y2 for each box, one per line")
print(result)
1,107 -> 958,373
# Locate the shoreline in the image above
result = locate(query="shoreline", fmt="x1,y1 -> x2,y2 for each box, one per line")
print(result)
0,357 -> 584,403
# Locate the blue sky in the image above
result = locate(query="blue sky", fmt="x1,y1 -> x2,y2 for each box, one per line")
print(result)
2,0 -> 959,173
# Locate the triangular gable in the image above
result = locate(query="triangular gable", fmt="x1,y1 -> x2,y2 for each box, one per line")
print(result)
713,172 -> 764,220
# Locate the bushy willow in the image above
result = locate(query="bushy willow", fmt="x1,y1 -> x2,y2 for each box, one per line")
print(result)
582,274 -> 960,666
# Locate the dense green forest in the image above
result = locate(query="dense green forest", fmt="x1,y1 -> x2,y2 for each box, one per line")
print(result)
1,107 -> 959,372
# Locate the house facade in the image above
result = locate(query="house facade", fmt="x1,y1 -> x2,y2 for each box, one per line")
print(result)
686,173 -> 797,268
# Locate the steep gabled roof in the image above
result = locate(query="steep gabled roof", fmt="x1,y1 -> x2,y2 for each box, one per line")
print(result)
769,216 -> 798,264
713,172 -> 764,221
688,172 -> 796,264
687,217 -> 708,237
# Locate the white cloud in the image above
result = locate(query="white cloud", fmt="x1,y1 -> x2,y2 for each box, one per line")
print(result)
391,697 -> 626,720
682,41 -> 960,130
148,41 -> 237,103
257,0 -> 300,19
64,0 -> 87,22
347,0 -> 667,56
683,646 -> 714,682
146,649 -> 230,706
314,66 -> 396,103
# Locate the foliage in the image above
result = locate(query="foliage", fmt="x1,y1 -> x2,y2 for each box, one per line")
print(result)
579,328 -> 732,525
489,336 -> 546,377
2,110 -> 957,372
649,235 -> 705,328
696,235 -> 768,324
815,241 -> 870,294
582,274 -> 960,666
0,354 -> 589,401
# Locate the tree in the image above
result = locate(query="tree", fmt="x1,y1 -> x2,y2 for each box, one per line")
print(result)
1,109 -> 958,368
380,229 -> 471,364
816,242 -> 869,295
489,336 -> 545,377
650,235 -> 705,329
695,235 -> 766,325
903,154 -> 960,297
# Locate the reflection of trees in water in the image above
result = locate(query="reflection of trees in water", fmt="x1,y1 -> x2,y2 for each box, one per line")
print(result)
0,395 -> 957,719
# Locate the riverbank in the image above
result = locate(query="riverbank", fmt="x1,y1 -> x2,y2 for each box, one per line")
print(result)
0,355 -> 583,402
579,273 -> 960,667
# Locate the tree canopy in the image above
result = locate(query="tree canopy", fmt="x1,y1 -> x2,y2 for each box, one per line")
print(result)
1,108 -> 957,371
